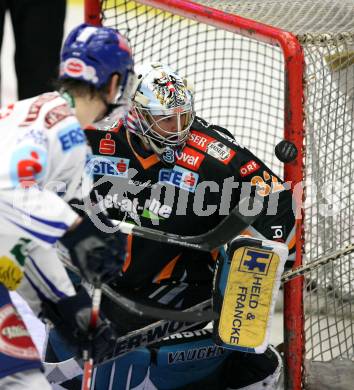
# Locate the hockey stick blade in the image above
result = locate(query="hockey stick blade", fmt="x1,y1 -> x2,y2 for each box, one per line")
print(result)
116,197 -> 263,251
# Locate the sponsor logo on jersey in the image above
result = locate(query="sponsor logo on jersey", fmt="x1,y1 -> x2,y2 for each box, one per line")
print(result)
206,141 -> 236,164
250,170 -> 285,197
239,160 -> 261,177
58,125 -> 85,152
271,225 -> 285,241
175,146 -> 204,171
187,130 -> 216,152
45,103 -> 72,129
0,103 -> 14,120
0,304 -> 40,360
20,93 -> 57,127
94,191 -> 172,221
0,256 -> 24,291
162,148 -> 176,164
10,145 -> 46,187
188,131 -> 236,164
99,133 -> 116,155
159,166 -> 199,192
18,129 -> 48,147
141,199 -> 172,220
91,155 -> 130,177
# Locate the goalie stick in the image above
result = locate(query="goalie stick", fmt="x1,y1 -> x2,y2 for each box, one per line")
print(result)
81,286 -> 102,390
109,197 -> 262,252
44,299 -> 212,384
48,243 -> 354,384
58,251 -> 217,322
48,246 -> 354,383
59,238 -> 354,325
57,198 -> 262,322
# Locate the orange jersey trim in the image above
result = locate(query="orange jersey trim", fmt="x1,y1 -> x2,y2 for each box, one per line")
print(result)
126,132 -> 159,170
211,249 -> 219,261
153,254 -> 181,283
122,234 -> 133,273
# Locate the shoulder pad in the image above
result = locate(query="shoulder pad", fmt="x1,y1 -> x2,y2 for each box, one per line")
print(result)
212,125 -> 235,140
191,116 -> 212,131
192,117 -> 235,140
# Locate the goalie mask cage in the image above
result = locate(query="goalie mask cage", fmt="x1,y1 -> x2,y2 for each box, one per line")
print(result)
85,1 -> 354,389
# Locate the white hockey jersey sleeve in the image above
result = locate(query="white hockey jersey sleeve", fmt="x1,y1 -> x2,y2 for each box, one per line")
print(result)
0,92 -> 90,247
0,93 -> 90,308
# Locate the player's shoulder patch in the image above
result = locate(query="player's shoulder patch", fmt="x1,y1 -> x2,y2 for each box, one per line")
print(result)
44,103 -> 73,129
188,121 -> 237,165
20,92 -> 59,127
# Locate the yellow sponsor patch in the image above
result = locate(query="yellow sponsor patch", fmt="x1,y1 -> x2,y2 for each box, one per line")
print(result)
218,247 -> 280,349
0,256 -> 24,291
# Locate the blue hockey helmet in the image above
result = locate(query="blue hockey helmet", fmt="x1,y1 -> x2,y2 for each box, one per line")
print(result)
60,23 -> 134,92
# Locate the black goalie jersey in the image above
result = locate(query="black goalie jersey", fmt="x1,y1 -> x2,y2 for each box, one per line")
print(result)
85,116 -> 295,288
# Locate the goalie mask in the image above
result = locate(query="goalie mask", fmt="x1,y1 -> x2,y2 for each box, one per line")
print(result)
128,62 -> 195,163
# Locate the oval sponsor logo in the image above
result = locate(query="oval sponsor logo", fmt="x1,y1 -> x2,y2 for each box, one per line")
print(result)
0,305 -> 40,360
65,58 -> 85,76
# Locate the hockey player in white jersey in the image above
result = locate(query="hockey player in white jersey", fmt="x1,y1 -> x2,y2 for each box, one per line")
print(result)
0,23 -> 134,389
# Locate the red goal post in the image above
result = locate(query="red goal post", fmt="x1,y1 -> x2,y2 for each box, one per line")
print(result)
84,0 -> 306,388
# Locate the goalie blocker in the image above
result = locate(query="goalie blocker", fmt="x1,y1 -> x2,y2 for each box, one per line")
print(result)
213,236 -> 288,353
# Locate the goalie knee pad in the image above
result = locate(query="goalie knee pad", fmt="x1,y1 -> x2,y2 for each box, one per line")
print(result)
224,345 -> 283,389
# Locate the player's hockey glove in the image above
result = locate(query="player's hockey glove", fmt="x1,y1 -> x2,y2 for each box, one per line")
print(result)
41,286 -> 115,362
59,213 -> 126,284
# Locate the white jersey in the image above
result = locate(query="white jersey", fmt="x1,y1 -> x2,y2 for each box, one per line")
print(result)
0,91 -> 91,312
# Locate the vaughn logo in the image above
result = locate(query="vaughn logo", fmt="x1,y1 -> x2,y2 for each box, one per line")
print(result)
0,304 -> 39,359
168,345 -> 224,364
206,141 -> 235,164
175,146 -> 204,171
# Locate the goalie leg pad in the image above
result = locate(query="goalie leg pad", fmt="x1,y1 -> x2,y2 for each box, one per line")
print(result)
212,237 -> 288,353
225,345 -> 283,389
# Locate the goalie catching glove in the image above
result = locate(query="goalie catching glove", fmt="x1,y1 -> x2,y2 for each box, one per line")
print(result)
59,213 -> 127,284
41,286 -> 116,362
